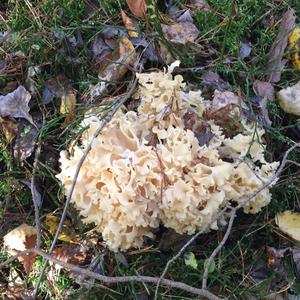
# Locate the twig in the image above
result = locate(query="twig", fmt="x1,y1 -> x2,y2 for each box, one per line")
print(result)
30,122 -> 44,248
0,248 -> 222,300
156,142 -> 300,298
32,74 -> 140,298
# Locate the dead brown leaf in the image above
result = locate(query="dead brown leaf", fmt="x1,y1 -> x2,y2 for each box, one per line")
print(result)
52,244 -> 87,265
89,36 -> 137,102
126,0 -> 147,19
266,9 -> 296,83
162,22 -> 199,44
0,86 -> 34,126
204,90 -> 243,135
121,10 -> 139,38
187,0 -> 211,11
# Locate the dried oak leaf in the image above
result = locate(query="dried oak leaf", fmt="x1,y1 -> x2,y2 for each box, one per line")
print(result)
126,0 -> 147,19
266,9 -> 296,83
0,86 -> 34,125
121,10 -> 139,38
162,22 -> 199,44
3,224 -> 37,275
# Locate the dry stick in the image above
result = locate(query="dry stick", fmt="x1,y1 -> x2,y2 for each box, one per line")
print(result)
32,76 -> 139,298
30,125 -> 44,248
202,142 -> 300,289
155,142 -> 300,299
0,248 -> 221,300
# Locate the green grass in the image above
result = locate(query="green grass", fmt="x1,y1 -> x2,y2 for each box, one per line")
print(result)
1,0 -> 300,299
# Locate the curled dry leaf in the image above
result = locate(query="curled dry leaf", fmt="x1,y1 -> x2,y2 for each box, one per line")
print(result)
162,22 -> 199,44
277,81 -> 300,116
288,27 -> 300,69
0,86 -> 34,125
276,210 -> 300,241
266,9 -> 296,83
121,10 -> 139,38
3,224 -> 37,275
126,0 -> 147,19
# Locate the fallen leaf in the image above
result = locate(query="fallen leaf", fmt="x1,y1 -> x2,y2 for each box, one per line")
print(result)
204,90 -> 243,135
0,86 -> 34,125
184,252 -> 198,269
253,80 -> 275,101
52,244 -> 87,265
187,0 -> 211,11
288,27 -> 300,69
45,214 -> 78,243
253,80 -> 275,126
176,9 -> 193,23
162,22 -> 199,44
203,258 -> 216,273
239,41 -> 252,59
89,36 -> 137,102
266,9 -> 296,83
92,34 -> 111,62
0,116 -> 18,143
3,224 -> 37,275
201,71 -> 230,94
60,91 -> 77,124
121,10 -> 139,38
13,120 -> 38,161
277,81 -> 300,116
126,0 -> 147,19
276,210 -> 300,241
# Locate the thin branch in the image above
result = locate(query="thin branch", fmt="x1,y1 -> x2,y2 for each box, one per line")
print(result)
32,74 -> 140,298
30,121 -> 44,248
0,248 -> 222,300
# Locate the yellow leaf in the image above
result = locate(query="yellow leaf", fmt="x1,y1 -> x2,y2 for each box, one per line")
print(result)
276,210 -> 300,241
121,10 -> 139,38
60,92 -> 77,124
45,214 -> 78,243
288,27 -> 300,69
